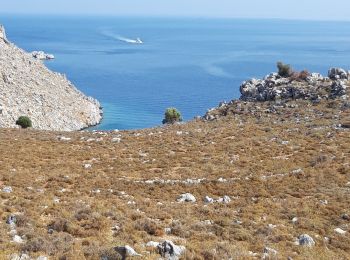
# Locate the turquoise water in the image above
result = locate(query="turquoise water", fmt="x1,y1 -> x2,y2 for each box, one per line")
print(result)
1,15 -> 350,129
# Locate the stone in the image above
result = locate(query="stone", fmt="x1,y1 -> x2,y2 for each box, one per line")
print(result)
218,195 -> 231,203
114,245 -> 142,258
330,81 -> 347,98
112,137 -> 121,143
58,136 -> 71,141
83,163 -> 92,169
32,51 -> 55,60
37,257 -> 48,260
177,193 -> 196,203
262,247 -> 278,259
341,214 -> 350,221
2,186 -> 13,193
6,215 -> 17,226
9,254 -> 30,260
157,240 -> 185,260
328,67 -> 348,80
334,228 -> 347,235
204,196 -> 214,203
298,234 -> 315,247
12,235 -> 24,243
146,241 -> 160,247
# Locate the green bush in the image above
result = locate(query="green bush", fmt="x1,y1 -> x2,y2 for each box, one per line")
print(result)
16,116 -> 32,129
277,61 -> 293,77
162,107 -> 182,124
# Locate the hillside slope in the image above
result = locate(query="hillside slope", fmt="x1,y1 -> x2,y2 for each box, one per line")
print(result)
0,25 -> 102,131
0,72 -> 349,259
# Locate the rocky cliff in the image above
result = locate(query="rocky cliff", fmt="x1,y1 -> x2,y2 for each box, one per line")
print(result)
0,25 -> 102,131
204,67 -> 349,121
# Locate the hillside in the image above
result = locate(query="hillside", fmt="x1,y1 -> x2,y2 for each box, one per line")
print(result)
0,68 -> 349,259
0,25 -> 102,131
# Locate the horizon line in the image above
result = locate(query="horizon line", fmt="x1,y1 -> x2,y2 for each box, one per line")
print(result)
1,12 -> 350,23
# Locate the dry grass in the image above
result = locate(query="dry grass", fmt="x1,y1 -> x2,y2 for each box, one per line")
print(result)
0,92 -> 349,259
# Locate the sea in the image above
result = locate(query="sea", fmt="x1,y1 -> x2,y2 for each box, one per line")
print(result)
1,15 -> 350,130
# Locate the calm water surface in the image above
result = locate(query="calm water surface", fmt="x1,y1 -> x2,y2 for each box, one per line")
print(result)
1,16 -> 350,129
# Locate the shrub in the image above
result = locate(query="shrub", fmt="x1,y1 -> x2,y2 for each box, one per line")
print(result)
162,107 -> 182,124
16,116 -> 32,129
298,70 -> 310,80
277,62 -> 293,77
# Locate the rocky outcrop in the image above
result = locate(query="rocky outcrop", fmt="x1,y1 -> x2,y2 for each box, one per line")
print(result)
239,71 -> 348,102
0,25 -> 102,131
328,67 -> 349,80
203,68 -> 349,121
31,51 -> 55,60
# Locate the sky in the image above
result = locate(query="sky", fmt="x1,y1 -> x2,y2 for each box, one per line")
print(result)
1,0 -> 350,21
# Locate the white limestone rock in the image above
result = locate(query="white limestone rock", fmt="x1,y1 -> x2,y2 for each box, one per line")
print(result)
177,193 -> 196,203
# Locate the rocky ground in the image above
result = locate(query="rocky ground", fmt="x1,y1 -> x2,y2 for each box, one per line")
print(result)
0,25 -> 102,131
0,69 -> 349,259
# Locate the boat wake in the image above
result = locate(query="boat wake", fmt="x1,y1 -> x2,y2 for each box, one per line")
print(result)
102,31 -> 143,44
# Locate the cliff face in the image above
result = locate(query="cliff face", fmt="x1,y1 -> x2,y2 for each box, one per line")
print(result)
0,25 -> 102,131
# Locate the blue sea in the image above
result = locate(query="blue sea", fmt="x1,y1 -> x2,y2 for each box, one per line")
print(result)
1,15 -> 350,130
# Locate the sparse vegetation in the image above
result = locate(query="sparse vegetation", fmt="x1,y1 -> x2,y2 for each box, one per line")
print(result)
162,107 -> 182,124
277,61 -> 293,77
15,116 -> 32,129
0,81 -> 349,259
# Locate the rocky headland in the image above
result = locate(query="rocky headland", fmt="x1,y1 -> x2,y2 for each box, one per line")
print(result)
0,25 -> 102,131
204,67 -> 349,122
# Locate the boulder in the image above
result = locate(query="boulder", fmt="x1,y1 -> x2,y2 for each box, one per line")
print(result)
334,228 -> 347,235
177,193 -> 196,203
262,247 -> 278,259
298,234 -> 315,247
157,240 -> 185,260
328,67 -> 348,80
330,81 -> 347,98
31,51 -> 55,60
114,245 -> 142,258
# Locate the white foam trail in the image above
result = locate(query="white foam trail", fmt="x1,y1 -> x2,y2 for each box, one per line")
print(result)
102,31 -> 142,44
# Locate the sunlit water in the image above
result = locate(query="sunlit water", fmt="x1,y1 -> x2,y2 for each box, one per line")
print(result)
1,15 -> 350,129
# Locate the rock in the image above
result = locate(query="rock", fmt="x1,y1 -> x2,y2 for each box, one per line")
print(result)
6,215 -> 17,226
217,195 -> 231,203
9,254 -> 30,260
177,193 -> 196,203
114,245 -> 142,258
83,163 -> 92,169
204,196 -> 214,203
31,51 -> 55,60
2,186 -> 13,193
157,240 -> 186,260
298,234 -> 315,247
12,235 -> 24,243
37,257 -> 48,260
334,228 -> 347,235
0,25 -> 102,131
262,247 -> 278,259
112,137 -> 121,143
58,136 -> 72,141
328,67 -> 348,80
292,217 -> 298,224
330,81 -> 347,98
146,241 -> 160,247
341,214 -> 350,221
